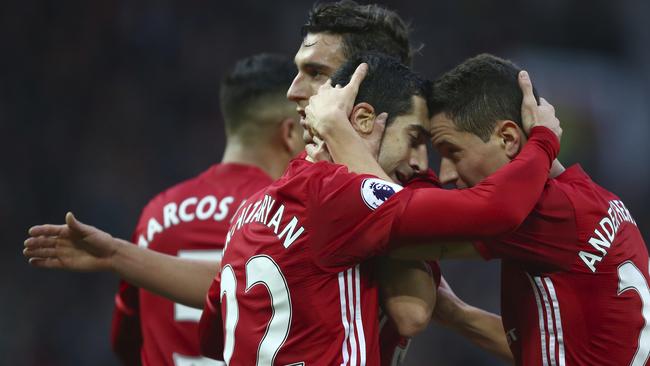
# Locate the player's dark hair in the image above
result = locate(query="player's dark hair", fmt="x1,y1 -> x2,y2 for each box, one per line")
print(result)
330,52 -> 430,127
428,53 -> 540,142
302,1 -> 414,65
220,53 -> 295,136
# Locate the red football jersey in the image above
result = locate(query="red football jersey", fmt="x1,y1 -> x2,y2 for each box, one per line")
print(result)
198,167 -> 442,366
474,165 -> 649,366
211,157 -> 402,365
112,163 -> 273,366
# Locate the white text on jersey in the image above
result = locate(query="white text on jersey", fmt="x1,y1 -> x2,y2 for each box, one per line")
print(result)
137,194 -> 235,248
579,199 -> 637,272
224,194 -> 305,250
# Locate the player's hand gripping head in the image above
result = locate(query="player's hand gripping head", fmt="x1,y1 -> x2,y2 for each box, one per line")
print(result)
24,212 -> 119,272
518,70 -> 562,140
305,52 -> 430,158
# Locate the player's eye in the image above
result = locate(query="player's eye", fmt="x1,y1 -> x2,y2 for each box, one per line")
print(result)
409,130 -> 428,147
306,67 -> 326,79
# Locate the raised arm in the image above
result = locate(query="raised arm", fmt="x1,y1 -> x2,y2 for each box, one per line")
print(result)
388,125 -> 558,242
24,213 -> 216,308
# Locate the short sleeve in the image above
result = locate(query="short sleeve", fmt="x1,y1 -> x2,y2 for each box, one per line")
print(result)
308,162 -> 407,272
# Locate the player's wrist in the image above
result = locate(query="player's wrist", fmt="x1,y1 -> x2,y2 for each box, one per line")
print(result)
108,238 -> 132,274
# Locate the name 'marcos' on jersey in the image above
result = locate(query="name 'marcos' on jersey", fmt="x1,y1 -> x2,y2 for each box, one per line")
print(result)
137,194 -> 236,248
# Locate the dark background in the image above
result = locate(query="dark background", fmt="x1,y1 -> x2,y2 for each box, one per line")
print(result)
2,0 -> 649,364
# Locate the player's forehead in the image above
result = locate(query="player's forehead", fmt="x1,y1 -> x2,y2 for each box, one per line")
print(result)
389,96 -> 430,131
294,32 -> 346,71
429,112 -> 461,144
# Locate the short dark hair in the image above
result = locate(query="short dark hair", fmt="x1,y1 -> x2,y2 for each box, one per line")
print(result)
302,1 -> 413,65
220,53 -> 295,136
428,53 -> 540,141
330,52 -> 430,127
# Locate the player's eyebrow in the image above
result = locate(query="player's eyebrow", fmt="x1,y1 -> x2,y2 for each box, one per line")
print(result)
300,62 -> 333,75
410,124 -> 433,139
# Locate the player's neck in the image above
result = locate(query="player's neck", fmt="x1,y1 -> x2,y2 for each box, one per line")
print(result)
221,141 -> 288,180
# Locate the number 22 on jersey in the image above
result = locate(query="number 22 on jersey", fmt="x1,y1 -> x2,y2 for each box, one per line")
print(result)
221,255 -> 292,366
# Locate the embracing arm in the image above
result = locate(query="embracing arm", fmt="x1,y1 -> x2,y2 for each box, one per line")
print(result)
389,241 -> 481,260
24,213 -> 216,309
435,278 -> 513,363
378,257 -> 436,337
388,126 -> 558,243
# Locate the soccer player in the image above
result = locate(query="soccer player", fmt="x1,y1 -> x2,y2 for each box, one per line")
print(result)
110,54 -> 305,366
288,3 -> 513,361
307,53 -> 649,366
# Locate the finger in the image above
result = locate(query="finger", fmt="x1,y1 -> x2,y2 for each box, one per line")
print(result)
518,70 -> 537,111
24,236 -> 59,249
28,224 -> 68,238
320,79 -> 334,91
539,97 -> 555,112
24,247 -> 58,258
344,63 -> 368,95
28,257 -> 63,269
66,212 -> 95,236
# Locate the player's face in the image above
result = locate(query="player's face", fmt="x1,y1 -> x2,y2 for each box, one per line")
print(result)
287,32 -> 347,145
430,112 -> 510,188
377,96 -> 430,184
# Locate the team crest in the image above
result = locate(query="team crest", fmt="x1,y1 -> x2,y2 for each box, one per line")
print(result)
360,178 -> 403,210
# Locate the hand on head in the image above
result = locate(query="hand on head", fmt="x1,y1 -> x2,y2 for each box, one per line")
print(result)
303,63 -> 368,139
518,70 -> 562,140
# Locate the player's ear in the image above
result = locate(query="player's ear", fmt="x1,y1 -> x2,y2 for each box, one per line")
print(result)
350,102 -> 376,135
495,120 -> 523,159
280,117 -> 305,156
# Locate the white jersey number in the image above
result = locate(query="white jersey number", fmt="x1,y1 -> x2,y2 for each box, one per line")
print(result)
221,255 -> 292,366
617,260 -> 650,366
171,250 -> 223,365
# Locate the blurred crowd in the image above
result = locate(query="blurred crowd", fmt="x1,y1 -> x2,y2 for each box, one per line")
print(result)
2,0 -> 649,364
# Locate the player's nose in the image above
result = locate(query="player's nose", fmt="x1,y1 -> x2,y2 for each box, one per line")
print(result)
409,144 -> 428,173
438,157 -> 458,186
287,73 -> 308,103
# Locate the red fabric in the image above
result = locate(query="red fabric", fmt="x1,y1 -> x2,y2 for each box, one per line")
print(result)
476,165 -> 649,365
111,163 -> 272,366
403,168 -> 441,189
216,157 -> 389,365
198,276 -> 224,360
111,281 -> 143,366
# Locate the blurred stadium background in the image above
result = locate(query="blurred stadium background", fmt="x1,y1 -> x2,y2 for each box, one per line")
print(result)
2,0 -> 649,365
